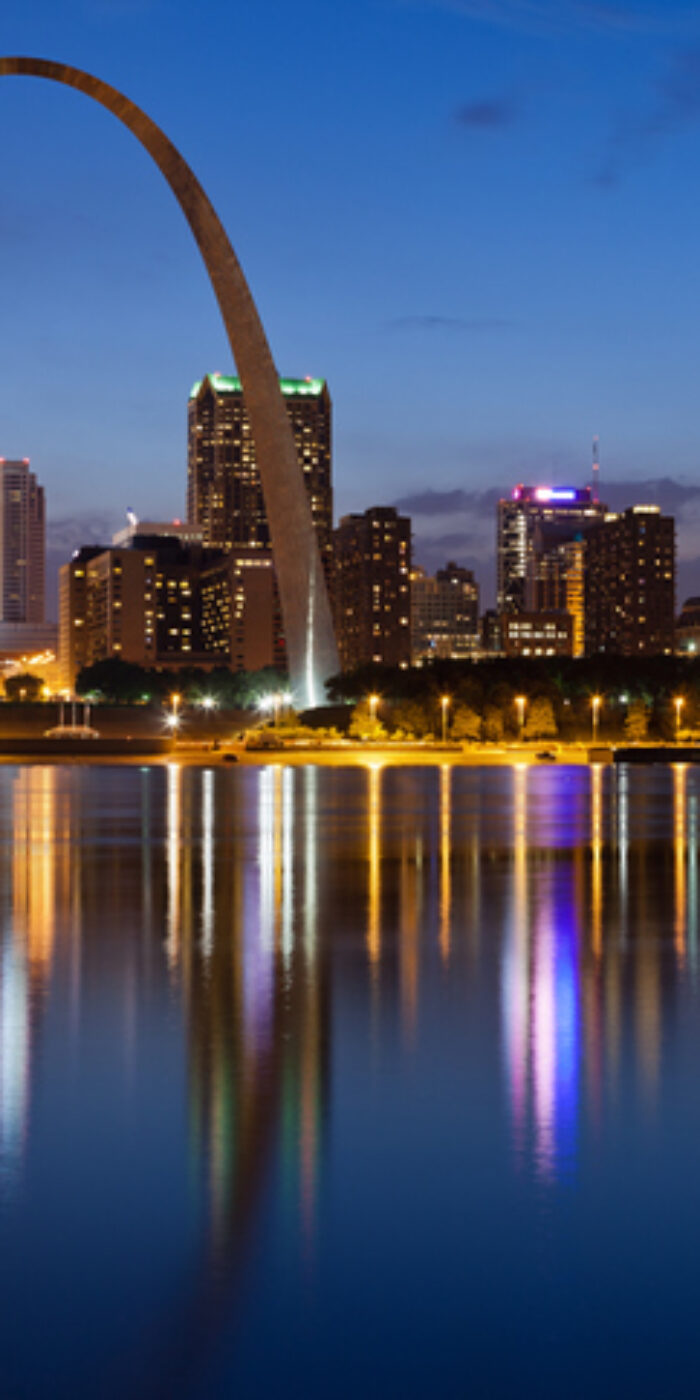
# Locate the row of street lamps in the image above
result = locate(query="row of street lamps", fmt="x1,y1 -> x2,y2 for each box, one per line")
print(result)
369,692 -> 689,743
163,688 -> 690,742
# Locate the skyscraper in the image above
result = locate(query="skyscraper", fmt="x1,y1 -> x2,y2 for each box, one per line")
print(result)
334,507 -> 411,671
0,459 -> 45,623
585,506 -> 675,656
187,374 -> 333,585
497,485 -> 604,615
411,562 -> 479,662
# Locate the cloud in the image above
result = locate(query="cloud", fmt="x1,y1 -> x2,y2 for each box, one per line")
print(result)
594,46 -> 700,188
395,486 -> 501,516
455,97 -> 519,129
47,514 -> 115,555
388,315 -> 514,332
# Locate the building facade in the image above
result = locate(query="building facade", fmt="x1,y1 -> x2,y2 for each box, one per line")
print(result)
200,547 -> 285,674
0,458 -> 45,623
501,611 -> 574,658
187,374 -> 333,585
497,484 -> 604,615
334,507 -> 411,671
59,532 -> 284,689
585,506 -> 675,656
411,562 -> 479,662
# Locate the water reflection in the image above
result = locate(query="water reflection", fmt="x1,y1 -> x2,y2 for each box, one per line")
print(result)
0,762 -> 698,1396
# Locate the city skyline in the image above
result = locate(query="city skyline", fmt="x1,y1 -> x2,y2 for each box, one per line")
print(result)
4,0 -> 700,612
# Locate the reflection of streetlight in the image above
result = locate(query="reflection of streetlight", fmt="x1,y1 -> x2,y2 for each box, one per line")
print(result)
441,695 -> 451,744
592,694 -> 602,743
674,696 -> 685,742
515,695 -> 526,740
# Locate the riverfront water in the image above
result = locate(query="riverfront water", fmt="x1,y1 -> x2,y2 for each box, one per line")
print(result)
0,761 -> 699,1398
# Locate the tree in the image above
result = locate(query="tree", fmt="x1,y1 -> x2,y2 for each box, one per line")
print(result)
390,698 -> 433,739
524,696 -> 558,741
348,699 -> 387,742
483,704 -> 505,743
4,673 -> 43,702
624,700 -> 649,742
75,657 -> 154,703
450,702 -> 481,742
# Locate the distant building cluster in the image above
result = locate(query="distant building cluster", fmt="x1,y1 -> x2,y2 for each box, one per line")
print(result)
46,372 -> 689,694
495,483 -> 676,659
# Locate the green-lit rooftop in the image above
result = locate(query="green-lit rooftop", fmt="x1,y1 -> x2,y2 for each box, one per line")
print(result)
190,373 -> 326,399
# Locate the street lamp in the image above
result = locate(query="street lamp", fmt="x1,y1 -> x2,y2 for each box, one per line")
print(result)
515,695 -> 526,741
369,693 -> 379,724
591,694 -> 602,743
441,695 -> 451,744
674,696 -> 685,742
168,693 -> 181,731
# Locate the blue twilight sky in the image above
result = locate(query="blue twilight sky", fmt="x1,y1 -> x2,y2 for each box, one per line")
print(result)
3,0 -> 700,610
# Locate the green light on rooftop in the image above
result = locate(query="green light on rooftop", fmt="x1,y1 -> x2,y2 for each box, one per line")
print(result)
190,373 -> 325,399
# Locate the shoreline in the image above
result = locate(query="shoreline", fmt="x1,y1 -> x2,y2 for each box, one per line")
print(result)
0,741 -> 695,767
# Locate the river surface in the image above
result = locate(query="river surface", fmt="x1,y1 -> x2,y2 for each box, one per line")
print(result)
0,761 -> 698,1398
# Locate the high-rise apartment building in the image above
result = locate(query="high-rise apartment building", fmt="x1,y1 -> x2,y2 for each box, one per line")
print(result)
200,547 -> 285,674
585,506 -> 675,656
58,546 -> 104,692
187,374 -> 333,583
334,507 -> 411,671
411,562 -> 479,662
0,458 -> 45,623
497,485 -> 605,615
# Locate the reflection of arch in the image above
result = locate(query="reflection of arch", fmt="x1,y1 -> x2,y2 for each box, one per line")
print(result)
0,57 -> 339,707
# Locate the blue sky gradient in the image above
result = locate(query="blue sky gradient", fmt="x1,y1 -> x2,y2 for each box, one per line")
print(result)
2,0 -> 700,607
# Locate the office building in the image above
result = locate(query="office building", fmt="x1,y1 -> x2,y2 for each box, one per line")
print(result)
585,506 -> 675,656
497,484 -> 605,615
58,546 -> 104,692
200,547 -> 284,674
411,562 -> 479,662
501,611 -> 574,658
187,373 -> 333,584
526,537 -> 586,658
334,507 -> 411,671
0,458 -> 45,623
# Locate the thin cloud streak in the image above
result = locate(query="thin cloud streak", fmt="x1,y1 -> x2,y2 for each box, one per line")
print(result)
388,315 -> 515,332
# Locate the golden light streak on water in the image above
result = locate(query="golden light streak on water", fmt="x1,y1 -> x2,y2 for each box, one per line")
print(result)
13,768 -> 57,978
439,765 -> 452,966
673,765 -> 687,967
367,764 -> 382,973
591,764 -> 603,961
166,763 -> 182,970
201,768 -> 215,960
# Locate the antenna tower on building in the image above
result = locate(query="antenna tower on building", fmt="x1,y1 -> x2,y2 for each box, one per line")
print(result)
592,435 -> 600,503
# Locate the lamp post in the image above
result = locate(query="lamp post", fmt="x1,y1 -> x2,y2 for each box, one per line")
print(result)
515,695 -> 526,741
369,693 -> 379,726
674,696 -> 685,743
168,692 -> 181,731
592,694 -> 601,743
441,695 -> 450,744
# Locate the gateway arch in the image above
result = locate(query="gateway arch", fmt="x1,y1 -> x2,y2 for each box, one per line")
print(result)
0,57 -> 339,708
